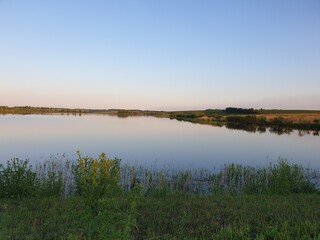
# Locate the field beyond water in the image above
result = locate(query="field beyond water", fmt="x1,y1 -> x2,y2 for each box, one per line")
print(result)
1,106 -> 320,132
1,153 -> 320,239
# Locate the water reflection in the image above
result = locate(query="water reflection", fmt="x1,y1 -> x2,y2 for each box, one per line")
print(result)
0,114 -> 319,169
225,123 -> 319,136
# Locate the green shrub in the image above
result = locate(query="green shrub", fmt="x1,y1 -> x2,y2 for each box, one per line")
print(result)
73,151 -> 121,201
0,158 -> 37,198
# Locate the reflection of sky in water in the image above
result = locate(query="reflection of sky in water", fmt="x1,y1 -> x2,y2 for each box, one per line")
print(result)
0,114 -> 319,169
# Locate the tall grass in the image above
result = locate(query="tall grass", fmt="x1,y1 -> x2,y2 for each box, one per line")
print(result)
35,159 -> 67,197
1,155 -> 320,239
121,160 -> 319,196
1,154 -> 319,198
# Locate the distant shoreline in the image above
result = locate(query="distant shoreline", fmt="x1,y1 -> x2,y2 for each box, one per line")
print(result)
1,106 -> 320,131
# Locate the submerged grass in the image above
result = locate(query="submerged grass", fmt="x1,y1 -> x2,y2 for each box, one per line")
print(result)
1,154 -> 320,239
3,155 -> 319,198
121,159 -> 319,196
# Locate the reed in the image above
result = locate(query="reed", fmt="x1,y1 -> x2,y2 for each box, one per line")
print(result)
1,155 -> 319,199
121,160 -> 319,196
1,154 -> 320,239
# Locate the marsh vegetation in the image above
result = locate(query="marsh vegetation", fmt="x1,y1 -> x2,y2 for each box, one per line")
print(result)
1,154 -> 320,239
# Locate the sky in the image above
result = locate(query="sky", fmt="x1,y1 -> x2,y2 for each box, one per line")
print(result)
0,0 -> 319,110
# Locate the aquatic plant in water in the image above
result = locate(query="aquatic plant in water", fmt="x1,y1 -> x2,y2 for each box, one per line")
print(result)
0,154 -> 319,199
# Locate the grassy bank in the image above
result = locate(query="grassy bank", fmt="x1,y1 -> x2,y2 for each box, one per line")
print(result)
1,155 -> 320,239
1,194 -> 320,239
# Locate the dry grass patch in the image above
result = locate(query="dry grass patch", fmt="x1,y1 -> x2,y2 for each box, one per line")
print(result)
262,113 -> 320,124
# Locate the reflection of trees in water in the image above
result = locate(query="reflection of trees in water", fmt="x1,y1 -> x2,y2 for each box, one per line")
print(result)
297,130 -> 320,137
225,123 -> 258,133
269,126 -> 293,135
225,124 -> 319,136
257,126 -> 266,133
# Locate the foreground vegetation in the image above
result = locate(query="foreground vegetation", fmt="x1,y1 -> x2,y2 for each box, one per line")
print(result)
1,154 -> 320,239
1,194 -> 320,239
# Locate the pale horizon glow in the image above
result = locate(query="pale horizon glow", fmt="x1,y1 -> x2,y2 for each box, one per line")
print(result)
1,0 -> 320,111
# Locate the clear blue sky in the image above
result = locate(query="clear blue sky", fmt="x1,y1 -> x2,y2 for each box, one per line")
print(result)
1,0 -> 319,110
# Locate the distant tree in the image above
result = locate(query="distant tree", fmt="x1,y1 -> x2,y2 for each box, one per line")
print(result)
225,107 -> 257,114
226,115 -> 257,124
117,110 -> 130,118
204,109 -> 215,116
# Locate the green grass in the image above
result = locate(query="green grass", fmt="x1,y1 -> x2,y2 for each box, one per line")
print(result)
1,194 -> 320,239
135,194 -> 320,239
0,197 -> 89,239
1,156 -> 320,239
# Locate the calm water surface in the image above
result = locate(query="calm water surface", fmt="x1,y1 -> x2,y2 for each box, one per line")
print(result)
1,114 -> 319,169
